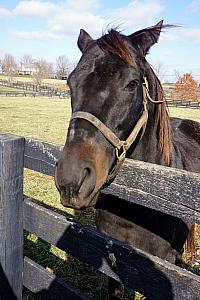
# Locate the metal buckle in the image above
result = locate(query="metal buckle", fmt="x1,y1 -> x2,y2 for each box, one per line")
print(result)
115,142 -> 127,162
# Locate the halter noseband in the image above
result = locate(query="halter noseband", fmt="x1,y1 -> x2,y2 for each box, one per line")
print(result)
70,77 -> 162,182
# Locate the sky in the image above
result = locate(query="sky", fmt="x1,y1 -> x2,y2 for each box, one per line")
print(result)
0,0 -> 200,82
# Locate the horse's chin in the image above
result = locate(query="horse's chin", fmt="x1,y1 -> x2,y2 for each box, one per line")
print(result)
60,192 -> 100,210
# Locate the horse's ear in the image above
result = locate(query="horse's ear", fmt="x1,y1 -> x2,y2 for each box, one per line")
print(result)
129,20 -> 163,56
78,29 -> 93,52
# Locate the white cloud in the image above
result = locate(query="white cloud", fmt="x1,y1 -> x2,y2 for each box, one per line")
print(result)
12,30 -> 60,41
63,0 -> 99,12
9,0 -> 166,42
108,0 -> 165,31
159,31 -> 179,43
13,0 -> 59,18
182,28 -> 200,44
0,7 -> 12,19
50,10 -> 105,37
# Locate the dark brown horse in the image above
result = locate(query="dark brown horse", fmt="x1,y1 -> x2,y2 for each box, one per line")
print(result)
55,21 -> 200,299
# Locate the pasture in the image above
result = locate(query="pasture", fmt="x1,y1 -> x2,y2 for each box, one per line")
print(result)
0,75 -> 67,91
0,96 -> 200,299
0,85 -> 31,93
1,96 -> 200,143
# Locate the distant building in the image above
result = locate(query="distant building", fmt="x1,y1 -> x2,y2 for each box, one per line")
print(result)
18,63 -> 36,76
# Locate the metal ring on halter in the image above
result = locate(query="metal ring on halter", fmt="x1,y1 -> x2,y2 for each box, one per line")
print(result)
115,142 -> 127,162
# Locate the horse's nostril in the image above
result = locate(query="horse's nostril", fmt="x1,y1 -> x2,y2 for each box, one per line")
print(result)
78,165 -> 96,198
83,167 -> 90,180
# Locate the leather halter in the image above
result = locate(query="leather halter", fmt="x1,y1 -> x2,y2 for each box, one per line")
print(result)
70,77 -> 163,182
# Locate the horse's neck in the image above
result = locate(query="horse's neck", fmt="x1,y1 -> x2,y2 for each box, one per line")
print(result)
129,116 -> 162,164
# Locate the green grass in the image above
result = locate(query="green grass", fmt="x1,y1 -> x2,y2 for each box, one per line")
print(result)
0,85 -> 33,93
0,97 -> 199,144
0,96 -> 70,144
169,107 -> 200,122
1,96 -> 200,299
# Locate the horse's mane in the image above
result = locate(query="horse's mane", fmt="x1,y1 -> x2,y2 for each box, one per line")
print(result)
97,29 -> 172,165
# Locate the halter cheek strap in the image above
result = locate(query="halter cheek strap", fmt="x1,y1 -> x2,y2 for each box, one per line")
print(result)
70,77 -> 162,182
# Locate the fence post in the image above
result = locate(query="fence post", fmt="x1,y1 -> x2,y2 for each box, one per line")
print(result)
0,134 -> 24,299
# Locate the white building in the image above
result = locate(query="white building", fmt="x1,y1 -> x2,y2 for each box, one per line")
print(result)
18,63 -> 36,75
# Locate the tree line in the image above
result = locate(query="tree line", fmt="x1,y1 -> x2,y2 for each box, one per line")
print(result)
0,54 -> 77,85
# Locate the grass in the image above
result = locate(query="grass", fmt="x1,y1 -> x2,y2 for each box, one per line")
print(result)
169,107 -> 200,122
0,96 -> 70,144
0,96 -> 200,299
0,85 -> 33,93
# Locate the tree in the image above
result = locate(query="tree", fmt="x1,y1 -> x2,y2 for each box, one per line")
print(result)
0,58 -> 2,73
172,73 -> 198,101
20,54 -> 33,65
33,58 -> 53,85
2,53 -> 17,79
56,55 -> 70,79
153,62 -> 166,82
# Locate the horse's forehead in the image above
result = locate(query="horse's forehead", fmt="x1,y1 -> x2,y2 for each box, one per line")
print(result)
77,43 -> 138,73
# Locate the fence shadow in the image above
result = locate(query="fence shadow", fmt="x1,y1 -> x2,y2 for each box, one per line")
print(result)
26,195 -> 175,300
0,264 -> 18,300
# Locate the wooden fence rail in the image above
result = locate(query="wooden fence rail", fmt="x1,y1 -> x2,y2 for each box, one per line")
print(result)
0,79 -> 70,98
0,134 -> 200,299
167,99 -> 200,108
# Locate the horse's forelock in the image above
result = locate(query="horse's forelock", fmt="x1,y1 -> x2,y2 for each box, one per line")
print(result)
97,29 -> 133,65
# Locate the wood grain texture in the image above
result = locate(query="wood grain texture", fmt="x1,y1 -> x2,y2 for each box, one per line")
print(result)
23,198 -> 200,300
23,257 -> 91,300
24,138 -> 200,223
103,159 -> 200,223
24,138 -> 62,176
0,134 -> 24,299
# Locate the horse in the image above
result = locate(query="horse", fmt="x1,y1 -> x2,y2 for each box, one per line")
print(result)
55,21 -> 200,299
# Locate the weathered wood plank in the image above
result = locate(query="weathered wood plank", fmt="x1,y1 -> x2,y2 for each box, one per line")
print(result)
23,198 -> 200,300
0,134 -> 24,299
104,159 -> 200,224
24,138 -> 200,224
24,138 -> 62,176
102,181 -> 200,224
23,257 -> 91,300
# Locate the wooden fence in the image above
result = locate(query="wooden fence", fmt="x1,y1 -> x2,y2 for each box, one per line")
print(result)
0,134 -> 200,300
167,99 -> 200,108
0,79 -> 70,98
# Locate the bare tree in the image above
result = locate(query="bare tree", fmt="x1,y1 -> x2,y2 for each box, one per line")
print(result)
33,58 -> 53,85
71,60 -> 78,70
153,61 -> 166,82
173,69 -> 180,81
0,58 -> 2,73
20,54 -> 33,65
56,55 -> 71,79
2,53 -> 17,80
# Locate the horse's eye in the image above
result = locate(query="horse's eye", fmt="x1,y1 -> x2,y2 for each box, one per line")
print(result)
126,80 -> 138,91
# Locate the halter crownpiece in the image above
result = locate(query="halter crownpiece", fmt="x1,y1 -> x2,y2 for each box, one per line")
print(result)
70,77 -> 162,182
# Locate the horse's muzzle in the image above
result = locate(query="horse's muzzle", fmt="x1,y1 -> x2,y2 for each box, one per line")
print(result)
55,157 -> 97,209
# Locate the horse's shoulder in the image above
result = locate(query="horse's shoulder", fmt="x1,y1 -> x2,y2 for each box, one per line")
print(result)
171,117 -> 200,144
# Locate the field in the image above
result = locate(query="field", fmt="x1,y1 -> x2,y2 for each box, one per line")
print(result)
0,75 -> 68,91
0,96 -> 200,299
0,85 -> 32,93
169,107 -> 200,122
1,96 -> 200,143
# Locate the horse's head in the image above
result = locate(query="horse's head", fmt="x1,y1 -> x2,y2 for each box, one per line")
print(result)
55,21 -> 166,209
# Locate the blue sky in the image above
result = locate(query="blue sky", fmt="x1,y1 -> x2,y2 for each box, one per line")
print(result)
0,0 -> 200,82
